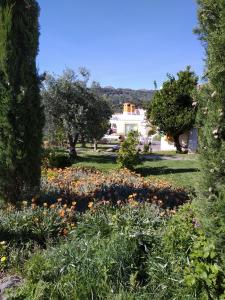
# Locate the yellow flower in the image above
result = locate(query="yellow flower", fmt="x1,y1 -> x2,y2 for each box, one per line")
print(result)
88,202 -> 94,208
72,201 -> 76,206
0,241 -> 6,245
1,256 -> 7,263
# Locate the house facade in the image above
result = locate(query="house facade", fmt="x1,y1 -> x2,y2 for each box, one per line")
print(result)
109,103 -> 150,137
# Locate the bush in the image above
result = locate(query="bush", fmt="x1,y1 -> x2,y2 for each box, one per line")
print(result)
42,149 -> 72,168
117,131 -> 140,170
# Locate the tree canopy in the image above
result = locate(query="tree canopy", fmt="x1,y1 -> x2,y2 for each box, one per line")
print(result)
147,66 -> 198,152
42,68 -> 112,157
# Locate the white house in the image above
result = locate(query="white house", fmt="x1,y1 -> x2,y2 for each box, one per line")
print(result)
109,103 -> 150,138
106,102 -> 198,152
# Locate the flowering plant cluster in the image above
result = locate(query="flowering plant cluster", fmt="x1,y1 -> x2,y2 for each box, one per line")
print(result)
42,167 -> 188,212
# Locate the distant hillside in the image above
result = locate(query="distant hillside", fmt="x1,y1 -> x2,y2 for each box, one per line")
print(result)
96,87 -> 156,112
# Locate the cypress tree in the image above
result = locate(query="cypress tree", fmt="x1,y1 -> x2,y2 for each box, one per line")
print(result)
0,0 -> 44,202
195,0 -> 225,277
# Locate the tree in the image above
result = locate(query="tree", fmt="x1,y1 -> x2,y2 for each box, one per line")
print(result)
0,0 -> 44,202
195,0 -> 225,255
42,69 -> 112,156
188,2 -> 225,298
147,67 -> 198,152
117,131 -> 140,170
85,84 -> 112,150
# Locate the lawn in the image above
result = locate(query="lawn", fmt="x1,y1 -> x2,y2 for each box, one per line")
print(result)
74,148 -> 200,190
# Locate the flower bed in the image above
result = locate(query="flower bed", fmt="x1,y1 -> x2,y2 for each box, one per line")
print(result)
41,167 -> 188,212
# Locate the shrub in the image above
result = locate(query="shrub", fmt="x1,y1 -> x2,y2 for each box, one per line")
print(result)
117,131 -> 140,170
185,231 -> 225,299
42,149 -> 72,168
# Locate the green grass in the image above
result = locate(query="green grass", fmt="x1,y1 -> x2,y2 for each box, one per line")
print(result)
73,149 -> 200,189
136,159 -> 200,189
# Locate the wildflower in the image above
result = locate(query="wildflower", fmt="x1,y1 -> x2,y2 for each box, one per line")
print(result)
43,203 -> 48,208
57,198 -> 62,203
50,204 -> 56,209
59,210 -> 65,218
72,201 -> 76,206
22,201 -> 27,206
0,241 -> 6,245
43,211 -> 47,216
1,256 -> 7,263
88,202 -> 94,209
63,204 -> 67,209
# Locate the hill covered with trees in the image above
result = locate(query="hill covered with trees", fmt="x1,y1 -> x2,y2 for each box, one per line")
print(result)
94,86 -> 156,112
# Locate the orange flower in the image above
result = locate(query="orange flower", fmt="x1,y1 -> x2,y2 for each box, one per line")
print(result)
88,202 -> 94,209
59,209 -> 65,218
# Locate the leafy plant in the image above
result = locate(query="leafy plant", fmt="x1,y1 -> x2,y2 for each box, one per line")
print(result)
117,131 -> 140,170
147,66 -> 198,152
10,203 -> 165,299
185,232 -> 225,299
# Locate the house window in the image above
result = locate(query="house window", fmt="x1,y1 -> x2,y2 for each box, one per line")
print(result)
125,124 -> 138,135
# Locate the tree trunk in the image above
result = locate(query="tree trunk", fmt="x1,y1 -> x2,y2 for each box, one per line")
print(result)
93,139 -> 98,151
68,133 -> 79,159
174,135 -> 182,153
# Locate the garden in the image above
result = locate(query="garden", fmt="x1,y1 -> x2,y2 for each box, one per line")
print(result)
0,0 -> 225,299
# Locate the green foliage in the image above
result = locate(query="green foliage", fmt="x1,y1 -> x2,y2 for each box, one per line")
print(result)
185,232 -> 225,300
117,131 -> 140,170
0,0 -> 44,203
42,69 -> 112,158
92,85 -> 155,113
43,149 -> 72,168
11,203 -> 165,299
146,204 -> 200,300
0,205 -> 72,245
194,3 -> 225,295
147,66 -> 198,152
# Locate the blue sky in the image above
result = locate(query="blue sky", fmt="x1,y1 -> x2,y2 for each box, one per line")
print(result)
37,0 -> 204,90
